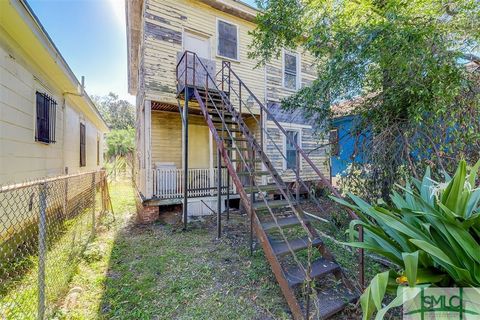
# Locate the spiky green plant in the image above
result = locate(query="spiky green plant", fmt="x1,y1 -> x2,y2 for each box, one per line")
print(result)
332,160 -> 480,319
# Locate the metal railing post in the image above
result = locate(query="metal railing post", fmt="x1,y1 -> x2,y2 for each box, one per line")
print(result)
38,183 -> 47,320
91,172 -> 96,236
217,148 -> 222,239
296,150 -> 300,204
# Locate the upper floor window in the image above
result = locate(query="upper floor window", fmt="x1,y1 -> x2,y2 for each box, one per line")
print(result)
217,19 -> 238,60
285,130 -> 300,170
283,51 -> 299,90
35,91 -> 57,144
80,123 -> 86,167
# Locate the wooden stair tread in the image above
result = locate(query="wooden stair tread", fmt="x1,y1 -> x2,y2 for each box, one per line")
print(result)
244,184 -> 281,193
315,285 -> 359,319
261,215 -> 312,231
270,236 -> 323,256
284,257 -> 340,287
237,170 -> 271,176
253,199 -> 290,210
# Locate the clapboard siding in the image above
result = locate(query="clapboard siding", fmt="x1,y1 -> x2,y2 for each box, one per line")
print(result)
266,52 -> 317,103
0,32 -> 105,185
265,121 -> 329,183
151,111 -> 212,169
143,0 -> 265,111
137,0 -> 329,185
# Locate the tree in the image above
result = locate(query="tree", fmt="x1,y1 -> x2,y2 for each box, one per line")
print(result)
250,0 -> 480,199
93,93 -> 135,178
92,92 -> 135,130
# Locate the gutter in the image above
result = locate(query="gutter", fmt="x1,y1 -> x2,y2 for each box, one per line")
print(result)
17,0 -> 109,131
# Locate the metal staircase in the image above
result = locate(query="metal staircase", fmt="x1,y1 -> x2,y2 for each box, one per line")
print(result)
176,51 -> 362,319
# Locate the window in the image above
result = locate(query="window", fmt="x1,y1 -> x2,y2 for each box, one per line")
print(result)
80,123 -> 86,167
330,129 -> 339,156
35,91 -> 57,144
96,138 -> 100,166
286,130 -> 300,170
283,51 -> 299,90
217,20 -> 238,60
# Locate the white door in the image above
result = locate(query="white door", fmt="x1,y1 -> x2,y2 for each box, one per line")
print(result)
184,32 -> 210,59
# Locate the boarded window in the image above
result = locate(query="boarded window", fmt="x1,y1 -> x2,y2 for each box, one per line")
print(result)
286,130 -> 299,170
330,129 -> 339,156
217,20 -> 238,60
80,123 -> 86,167
284,52 -> 298,90
35,91 -> 57,144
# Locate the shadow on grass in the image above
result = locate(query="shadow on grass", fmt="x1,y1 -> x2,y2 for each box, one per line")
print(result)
96,183 -> 290,319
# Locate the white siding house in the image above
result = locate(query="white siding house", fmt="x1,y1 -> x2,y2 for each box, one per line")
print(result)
0,0 -> 109,185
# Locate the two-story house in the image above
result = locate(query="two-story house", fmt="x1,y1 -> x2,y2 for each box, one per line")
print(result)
125,1 -> 359,318
126,0 -> 329,218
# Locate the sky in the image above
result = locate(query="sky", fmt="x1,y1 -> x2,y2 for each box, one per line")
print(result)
27,0 -> 258,104
28,0 -> 134,103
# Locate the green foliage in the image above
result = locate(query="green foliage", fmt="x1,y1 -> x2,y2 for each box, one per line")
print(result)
105,128 -> 134,159
92,92 -> 135,130
332,160 -> 480,318
251,0 -> 480,198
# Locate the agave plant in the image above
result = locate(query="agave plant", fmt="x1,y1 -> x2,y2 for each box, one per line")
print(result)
332,160 -> 480,319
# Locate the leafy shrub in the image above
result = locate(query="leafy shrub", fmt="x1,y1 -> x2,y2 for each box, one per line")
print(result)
332,160 -> 480,319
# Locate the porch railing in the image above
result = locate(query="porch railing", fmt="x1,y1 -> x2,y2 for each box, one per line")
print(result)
152,168 -> 233,199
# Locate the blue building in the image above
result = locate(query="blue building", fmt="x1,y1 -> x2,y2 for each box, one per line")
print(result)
329,102 -> 370,183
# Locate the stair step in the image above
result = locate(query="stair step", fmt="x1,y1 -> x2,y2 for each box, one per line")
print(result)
284,258 -> 340,287
270,236 -> 323,256
212,118 -> 236,124
237,170 -> 271,176
244,184 -> 283,193
224,137 -> 247,142
230,158 -> 261,163
315,285 -> 359,319
215,127 -> 242,133
253,199 -> 290,210
226,147 -> 248,152
261,215 -> 312,231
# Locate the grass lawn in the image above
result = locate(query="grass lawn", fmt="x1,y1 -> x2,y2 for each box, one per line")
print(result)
53,181 -> 393,319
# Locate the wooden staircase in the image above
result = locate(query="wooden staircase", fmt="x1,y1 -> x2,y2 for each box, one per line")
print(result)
176,51 -> 360,319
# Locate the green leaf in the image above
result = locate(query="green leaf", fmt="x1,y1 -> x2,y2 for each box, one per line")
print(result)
402,251 -> 419,287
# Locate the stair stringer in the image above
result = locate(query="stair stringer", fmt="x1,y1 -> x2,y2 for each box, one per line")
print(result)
192,88 -> 306,320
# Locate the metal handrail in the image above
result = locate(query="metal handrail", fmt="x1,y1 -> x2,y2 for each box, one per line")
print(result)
176,51 -> 316,269
218,60 -> 365,288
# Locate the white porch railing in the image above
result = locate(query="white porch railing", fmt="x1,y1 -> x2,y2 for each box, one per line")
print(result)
152,168 -> 233,199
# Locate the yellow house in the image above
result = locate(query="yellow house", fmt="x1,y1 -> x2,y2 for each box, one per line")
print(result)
127,0 -> 330,215
0,0 -> 109,185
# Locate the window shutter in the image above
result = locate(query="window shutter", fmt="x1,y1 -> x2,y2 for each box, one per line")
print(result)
80,123 -> 86,167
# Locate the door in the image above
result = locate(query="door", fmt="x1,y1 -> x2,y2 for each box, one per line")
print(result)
184,31 -> 210,59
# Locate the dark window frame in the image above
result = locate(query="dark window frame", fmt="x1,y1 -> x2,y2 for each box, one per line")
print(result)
217,19 -> 238,60
285,130 -> 300,170
35,91 -> 57,144
283,51 -> 298,90
80,123 -> 86,167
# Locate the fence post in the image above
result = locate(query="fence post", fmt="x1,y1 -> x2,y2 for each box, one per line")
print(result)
63,177 -> 68,220
38,183 -> 47,320
91,172 -> 96,236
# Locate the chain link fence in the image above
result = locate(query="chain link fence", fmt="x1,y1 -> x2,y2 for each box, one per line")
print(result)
0,170 -> 112,319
